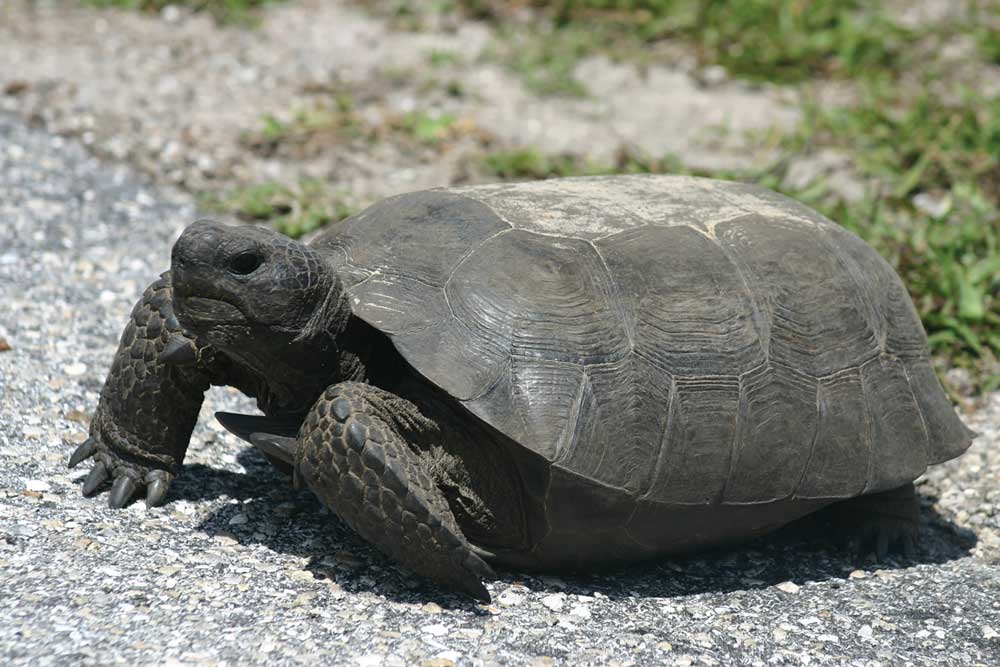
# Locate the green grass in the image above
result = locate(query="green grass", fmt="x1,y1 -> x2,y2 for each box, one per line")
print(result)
482,148 -> 605,179
392,111 -> 459,145
83,0 -> 277,24
972,1 -> 1000,64
202,181 -> 356,238
575,0 -> 905,81
455,0 -> 910,92
258,104 -> 361,143
498,25 -> 594,97
248,101 -> 468,153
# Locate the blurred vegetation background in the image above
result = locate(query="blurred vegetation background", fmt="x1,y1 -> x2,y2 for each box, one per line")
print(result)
81,0 -> 1000,393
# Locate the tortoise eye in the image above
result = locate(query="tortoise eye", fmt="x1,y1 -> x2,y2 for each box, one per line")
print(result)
229,252 -> 263,275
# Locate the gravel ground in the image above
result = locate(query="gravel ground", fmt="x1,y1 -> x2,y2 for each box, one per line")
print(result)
2,111 -> 1000,666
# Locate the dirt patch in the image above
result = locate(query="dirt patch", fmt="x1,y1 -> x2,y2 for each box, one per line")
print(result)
0,0 -> 797,211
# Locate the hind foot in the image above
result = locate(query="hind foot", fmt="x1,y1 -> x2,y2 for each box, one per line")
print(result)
827,483 -> 920,561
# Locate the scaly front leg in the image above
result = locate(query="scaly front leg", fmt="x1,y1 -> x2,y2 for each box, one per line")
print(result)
294,382 -> 494,600
69,272 -> 218,508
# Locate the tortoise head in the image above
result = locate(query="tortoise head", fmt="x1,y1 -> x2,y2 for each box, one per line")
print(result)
169,221 -> 348,388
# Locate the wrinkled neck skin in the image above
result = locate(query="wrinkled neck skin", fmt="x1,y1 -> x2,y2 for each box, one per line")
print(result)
176,250 -> 380,418
224,272 -> 355,417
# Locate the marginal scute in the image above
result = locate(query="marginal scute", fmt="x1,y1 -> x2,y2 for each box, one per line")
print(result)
348,273 -> 448,335
903,358 -> 975,464
724,363 -> 818,503
556,354 -> 674,494
861,356 -> 929,491
391,317 -> 508,401
797,368 -> 871,499
644,376 -> 740,505
509,357 -> 586,461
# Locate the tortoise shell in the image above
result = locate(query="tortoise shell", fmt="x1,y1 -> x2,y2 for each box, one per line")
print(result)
315,175 -> 972,507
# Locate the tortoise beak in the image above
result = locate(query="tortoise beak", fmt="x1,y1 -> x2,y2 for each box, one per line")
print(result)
175,295 -> 247,325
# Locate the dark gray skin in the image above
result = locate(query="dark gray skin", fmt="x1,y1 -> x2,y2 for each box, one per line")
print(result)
69,176 -> 975,601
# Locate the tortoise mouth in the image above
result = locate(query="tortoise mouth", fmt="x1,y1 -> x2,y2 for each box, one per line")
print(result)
176,296 -> 247,325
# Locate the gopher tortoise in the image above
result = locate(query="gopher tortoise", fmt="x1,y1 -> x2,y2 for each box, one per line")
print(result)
70,175 -> 973,600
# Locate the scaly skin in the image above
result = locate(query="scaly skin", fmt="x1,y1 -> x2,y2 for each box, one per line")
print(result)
295,382 -> 494,600
69,272 -> 219,507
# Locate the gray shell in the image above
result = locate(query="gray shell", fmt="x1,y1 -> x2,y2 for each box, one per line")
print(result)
317,175 -> 973,505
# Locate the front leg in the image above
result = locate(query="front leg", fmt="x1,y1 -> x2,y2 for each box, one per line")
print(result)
295,382 -> 494,600
70,272 -> 217,508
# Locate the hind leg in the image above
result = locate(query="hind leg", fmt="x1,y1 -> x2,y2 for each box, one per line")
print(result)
827,483 -> 919,560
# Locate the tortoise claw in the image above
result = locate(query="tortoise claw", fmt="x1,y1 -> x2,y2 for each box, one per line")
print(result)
875,531 -> 890,562
145,480 -> 169,508
249,432 -> 298,465
68,438 -> 97,468
144,471 -> 172,508
82,462 -> 109,496
108,476 -> 138,509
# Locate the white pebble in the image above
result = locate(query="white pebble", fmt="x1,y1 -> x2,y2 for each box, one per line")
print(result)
541,593 -> 565,612
775,580 -> 800,594
498,590 -> 524,606
24,480 -> 50,492
421,623 -> 448,637
63,362 -> 87,377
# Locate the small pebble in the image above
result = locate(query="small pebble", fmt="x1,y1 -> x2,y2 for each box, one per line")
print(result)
62,362 -> 86,376
421,659 -> 453,667
775,581 -> 800,594
540,593 -> 564,612
421,624 -> 448,637
497,590 -> 524,606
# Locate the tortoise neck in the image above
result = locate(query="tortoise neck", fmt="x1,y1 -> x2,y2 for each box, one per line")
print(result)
292,271 -> 352,346
334,315 -> 405,388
